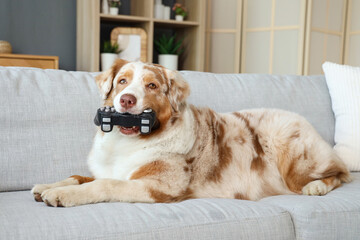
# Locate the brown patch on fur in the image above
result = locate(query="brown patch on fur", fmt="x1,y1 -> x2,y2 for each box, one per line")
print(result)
322,161 -> 347,178
206,114 -> 233,183
234,192 -> 249,200
34,193 -> 43,202
70,175 -> 95,184
282,156 -> 316,193
130,160 -> 169,180
186,157 -> 195,165
149,188 -> 193,203
233,112 -> 266,173
148,188 -> 174,203
184,166 -> 189,172
143,65 -> 166,85
95,59 -> 129,101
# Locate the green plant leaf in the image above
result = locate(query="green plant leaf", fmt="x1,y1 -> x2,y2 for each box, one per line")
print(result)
155,34 -> 184,55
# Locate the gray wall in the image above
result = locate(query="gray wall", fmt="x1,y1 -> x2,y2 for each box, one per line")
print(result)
0,0 -> 76,71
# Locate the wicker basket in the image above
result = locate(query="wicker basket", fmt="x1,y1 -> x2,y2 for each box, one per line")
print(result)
0,41 -> 12,54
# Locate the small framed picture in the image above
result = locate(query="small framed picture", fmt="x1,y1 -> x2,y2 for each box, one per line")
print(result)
110,27 -> 147,62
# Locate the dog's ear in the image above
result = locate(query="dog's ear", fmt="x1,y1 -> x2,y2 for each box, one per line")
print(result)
95,59 -> 128,99
164,69 -> 190,113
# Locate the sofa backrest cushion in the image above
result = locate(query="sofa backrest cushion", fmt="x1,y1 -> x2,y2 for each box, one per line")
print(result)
0,67 -> 335,191
0,67 -> 100,191
182,71 -> 335,145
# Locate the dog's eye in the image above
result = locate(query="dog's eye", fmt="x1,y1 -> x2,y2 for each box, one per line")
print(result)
148,83 -> 157,89
119,79 -> 127,84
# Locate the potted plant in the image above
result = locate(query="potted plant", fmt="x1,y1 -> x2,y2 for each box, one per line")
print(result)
109,0 -> 121,15
155,34 -> 184,70
101,41 -> 120,71
172,3 -> 187,21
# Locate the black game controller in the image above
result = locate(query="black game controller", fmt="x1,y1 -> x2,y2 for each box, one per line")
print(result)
94,106 -> 157,134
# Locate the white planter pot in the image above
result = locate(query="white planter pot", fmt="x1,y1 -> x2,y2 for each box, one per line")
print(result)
175,15 -> 184,21
158,54 -> 178,70
101,53 -> 117,71
109,7 -> 118,15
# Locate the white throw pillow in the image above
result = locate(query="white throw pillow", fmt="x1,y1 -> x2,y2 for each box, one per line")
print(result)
322,62 -> 360,171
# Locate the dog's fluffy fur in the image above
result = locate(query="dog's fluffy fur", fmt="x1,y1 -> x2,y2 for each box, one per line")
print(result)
32,60 -> 351,207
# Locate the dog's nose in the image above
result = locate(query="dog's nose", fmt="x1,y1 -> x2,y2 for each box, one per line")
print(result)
120,94 -> 137,110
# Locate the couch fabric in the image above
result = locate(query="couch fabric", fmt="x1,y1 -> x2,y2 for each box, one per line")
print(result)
0,66 -> 359,240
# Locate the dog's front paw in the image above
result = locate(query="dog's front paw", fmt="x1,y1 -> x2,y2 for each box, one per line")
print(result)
41,186 -> 81,207
31,184 -> 53,202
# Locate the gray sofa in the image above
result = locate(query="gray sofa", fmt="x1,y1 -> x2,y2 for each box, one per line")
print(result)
0,67 -> 359,240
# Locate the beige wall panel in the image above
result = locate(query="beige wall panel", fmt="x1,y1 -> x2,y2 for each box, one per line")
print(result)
210,33 -> 236,73
326,35 -> 342,63
210,0 -> 238,29
328,0 -> 345,32
350,0 -> 360,31
274,0 -> 301,26
244,31 -> 270,73
246,0 -> 272,28
273,30 -> 299,74
311,0 -> 328,29
308,32 -> 325,75
348,35 -> 360,66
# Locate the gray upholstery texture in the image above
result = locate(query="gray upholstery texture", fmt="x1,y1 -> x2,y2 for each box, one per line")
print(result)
261,172 -> 360,240
0,67 -> 358,240
0,194 -> 295,240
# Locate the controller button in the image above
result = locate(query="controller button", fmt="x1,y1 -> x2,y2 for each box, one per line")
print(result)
100,107 -> 105,111
105,108 -> 110,112
102,124 -> 111,132
143,109 -> 152,113
111,107 -> 115,112
141,119 -> 150,124
103,117 -> 111,123
141,126 -> 150,133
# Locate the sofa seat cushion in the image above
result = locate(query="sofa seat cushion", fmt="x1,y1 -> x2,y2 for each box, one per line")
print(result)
0,192 -> 295,240
260,172 -> 360,240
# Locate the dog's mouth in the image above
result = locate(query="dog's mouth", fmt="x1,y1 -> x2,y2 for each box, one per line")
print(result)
118,108 -> 155,136
119,126 -> 140,135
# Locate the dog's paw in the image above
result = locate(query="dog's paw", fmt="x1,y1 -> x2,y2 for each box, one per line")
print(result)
302,180 -> 329,196
41,186 -> 82,207
31,184 -> 53,202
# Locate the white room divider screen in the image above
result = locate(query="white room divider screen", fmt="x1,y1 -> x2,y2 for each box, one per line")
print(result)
206,0 -> 359,74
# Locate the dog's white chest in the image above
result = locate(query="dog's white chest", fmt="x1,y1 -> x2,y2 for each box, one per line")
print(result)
88,131 -> 154,180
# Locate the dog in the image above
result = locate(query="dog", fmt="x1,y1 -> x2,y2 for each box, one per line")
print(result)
31,59 -> 351,207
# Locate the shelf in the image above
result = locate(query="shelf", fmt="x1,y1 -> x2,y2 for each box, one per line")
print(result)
153,19 -> 199,28
77,0 -> 206,72
100,14 -> 150,23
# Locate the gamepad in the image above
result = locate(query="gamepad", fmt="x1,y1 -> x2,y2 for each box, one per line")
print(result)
94,106 -> 157,134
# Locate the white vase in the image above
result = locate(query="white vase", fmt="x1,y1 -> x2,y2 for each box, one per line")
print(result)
109,7 -> 118,15
175,15 -> 184,21
158,54 -> 178,70
101,53 -> 117,71
102,0 -> 109,14
154,4 -> 164,19
163,6 -> 171,20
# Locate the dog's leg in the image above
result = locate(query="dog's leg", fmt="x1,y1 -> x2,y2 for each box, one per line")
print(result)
40,178 -> 182,207
41,156 -> 190,207
31,175 -> 94,202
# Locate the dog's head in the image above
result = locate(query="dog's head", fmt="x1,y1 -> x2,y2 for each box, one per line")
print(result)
95,59 -> 190,136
